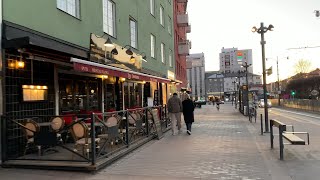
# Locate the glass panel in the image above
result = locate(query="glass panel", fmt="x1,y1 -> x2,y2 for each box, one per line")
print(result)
129,83 -> 135,108
123,82 -> 129,109
105,83 -> 116,111
59,79 -> 73,113
88,81 -> 99,111
74,80 -> 86,112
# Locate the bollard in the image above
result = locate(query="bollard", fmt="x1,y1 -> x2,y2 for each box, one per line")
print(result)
264,114 -> 269,133
260,114 -> 263,135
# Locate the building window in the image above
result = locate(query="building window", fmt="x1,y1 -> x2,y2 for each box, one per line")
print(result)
103,0 -> 116,37
150,34 -> 155,58
130,18 -> 137,48
168,16 -> 172,34
57,0 -> 80,18
150,0 -> 155,16
169,49 -> 173,67
161,43 -> 165,63
160,6 -> 164,26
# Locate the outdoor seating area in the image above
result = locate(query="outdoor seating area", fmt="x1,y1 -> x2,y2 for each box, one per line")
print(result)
1,106 -> 171,171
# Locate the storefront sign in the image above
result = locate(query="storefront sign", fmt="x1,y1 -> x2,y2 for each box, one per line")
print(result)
90,33 -> 142,72
73,61 -> 170,84
167,70 -> 175,80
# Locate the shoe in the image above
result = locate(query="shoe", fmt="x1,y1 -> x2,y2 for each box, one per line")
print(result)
187,130 -> 191,135
178,129 -> 182,134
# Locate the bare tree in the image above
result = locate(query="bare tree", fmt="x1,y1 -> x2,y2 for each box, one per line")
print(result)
294,59 -> 312,74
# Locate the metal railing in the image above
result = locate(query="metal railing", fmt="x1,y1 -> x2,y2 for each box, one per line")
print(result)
1,106 -> 170,166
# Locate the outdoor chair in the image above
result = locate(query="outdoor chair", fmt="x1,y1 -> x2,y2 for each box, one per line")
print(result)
50,117 -> 65,143
70,121 -> 100,159
22,119 -> 41,156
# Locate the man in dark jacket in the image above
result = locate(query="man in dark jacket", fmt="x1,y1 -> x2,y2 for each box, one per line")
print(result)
182,95 -> 195,135
167,93 -> 182,135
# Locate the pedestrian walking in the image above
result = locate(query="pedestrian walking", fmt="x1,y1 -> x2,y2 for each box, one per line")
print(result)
182,95 -> 195,135
167,92 -> 183,135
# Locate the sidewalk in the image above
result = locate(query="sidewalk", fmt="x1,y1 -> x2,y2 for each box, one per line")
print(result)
1,103 -> 320,179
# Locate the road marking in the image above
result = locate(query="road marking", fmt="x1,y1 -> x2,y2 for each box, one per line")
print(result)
270,111 -> 320,126
272,108 -> 320,120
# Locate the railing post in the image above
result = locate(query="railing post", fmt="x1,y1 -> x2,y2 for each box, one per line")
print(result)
270,119 -> 273,149
279,125 -> 284,160
260,114 -> 263,135
145,108 -> 149,136
91,113 -> 96,165
125,110 -> 129,146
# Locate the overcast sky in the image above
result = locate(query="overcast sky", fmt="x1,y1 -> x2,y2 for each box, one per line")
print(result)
187,0 -> 320,83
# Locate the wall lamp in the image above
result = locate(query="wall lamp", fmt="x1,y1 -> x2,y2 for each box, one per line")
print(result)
140,52 -> 147,62
122,45 -> 133,55
104,37 -> 115,48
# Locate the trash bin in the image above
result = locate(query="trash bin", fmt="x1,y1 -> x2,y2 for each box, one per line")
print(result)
244,106 -> 248,115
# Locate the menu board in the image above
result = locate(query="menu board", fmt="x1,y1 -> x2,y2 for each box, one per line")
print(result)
151,109 -> 164,140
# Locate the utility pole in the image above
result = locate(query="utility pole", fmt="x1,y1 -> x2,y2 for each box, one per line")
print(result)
242,62 -> 252,116
277,56 -> 280,106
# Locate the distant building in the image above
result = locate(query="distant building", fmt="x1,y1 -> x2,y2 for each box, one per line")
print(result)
205,73 -> 224,100
219,47 -> 253,74
186,53 -> 206,100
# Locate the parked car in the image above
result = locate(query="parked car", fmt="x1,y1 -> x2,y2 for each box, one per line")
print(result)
258,99 -> 272,108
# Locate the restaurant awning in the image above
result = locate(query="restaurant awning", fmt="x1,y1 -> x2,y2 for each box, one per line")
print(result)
71,58 -> 171,83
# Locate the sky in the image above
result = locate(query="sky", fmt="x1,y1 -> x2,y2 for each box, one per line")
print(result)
187,0 -> 320,83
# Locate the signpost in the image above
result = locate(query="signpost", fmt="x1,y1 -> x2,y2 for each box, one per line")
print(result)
151,109 -> 164,140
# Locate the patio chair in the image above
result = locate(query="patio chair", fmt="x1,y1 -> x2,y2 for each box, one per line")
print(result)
70,121 -> 100,159
98,116 -> 122,148
22,119 -> 41,156
50,117 -> 65,143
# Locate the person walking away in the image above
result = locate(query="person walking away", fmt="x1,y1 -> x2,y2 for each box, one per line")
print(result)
167,93 -> 183,135
182,95 -> 195,135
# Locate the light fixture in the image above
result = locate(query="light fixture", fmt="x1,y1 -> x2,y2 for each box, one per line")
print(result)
111,48 -> 118,55
251,26 -> 258,32
129,56 -> 136,63
122,45 -> 133,55
17,60 -> 25,69
120,77 -> 126,82
102,75 -> 109,79
267,24 -> 274,31
104,37 -> 114,48
140,52 -> 147,62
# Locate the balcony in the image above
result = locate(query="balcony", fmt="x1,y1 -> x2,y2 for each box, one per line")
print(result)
178,40 -> 191,56
177,0 -> 188,3
185,25 -> 191,33
177,14 -> 189,27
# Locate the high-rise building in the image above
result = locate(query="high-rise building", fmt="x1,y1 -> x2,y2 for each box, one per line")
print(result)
186,53 -> 205,100
220,47 -> 253,74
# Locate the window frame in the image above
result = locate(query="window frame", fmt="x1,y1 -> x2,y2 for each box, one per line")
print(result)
169,49 -> 173,67
168,16 -> 172,34
102,0 -> 116,37
150,0 -> 155,16
160,5 -> 164,26
161,43 -> 165,64
150,34 -> 156,58
56,0 -> 80,18
129,18 -> 137,48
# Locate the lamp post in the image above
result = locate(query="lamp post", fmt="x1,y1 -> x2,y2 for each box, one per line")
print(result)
232,80 -> 237,107
252,22 -> 274,132
237,70 -> 242,111
242,62 -> 252,116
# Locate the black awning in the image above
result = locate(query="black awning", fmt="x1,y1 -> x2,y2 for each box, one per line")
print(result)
3,21 -> 88,59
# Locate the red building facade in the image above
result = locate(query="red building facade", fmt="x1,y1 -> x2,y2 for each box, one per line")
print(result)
173,0 -> 191,90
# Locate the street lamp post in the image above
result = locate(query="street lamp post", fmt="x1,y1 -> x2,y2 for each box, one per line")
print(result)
252,22 -> 274,132
242,62 -> 252,116
232,80 -> 237,106
267,56 -> 289,106
237,71 -> 242,111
